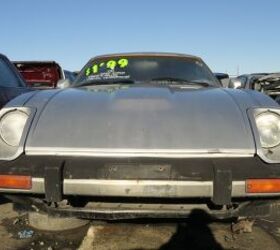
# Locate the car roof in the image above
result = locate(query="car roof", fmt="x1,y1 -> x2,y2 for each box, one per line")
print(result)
239,73 -> 269,77
91,52 -> 202,61
0,53 -> 9,60
238,73 -> 269,79
0,53 -> 27,87
258,73 -> 280,81
13,60 -> 60,64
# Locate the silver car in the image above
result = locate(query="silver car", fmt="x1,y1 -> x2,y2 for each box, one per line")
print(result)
230,73 -> 280,103
1,53 -> 280,224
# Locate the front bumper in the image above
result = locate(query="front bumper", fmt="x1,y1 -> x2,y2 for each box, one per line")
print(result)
1,155 -> 280,220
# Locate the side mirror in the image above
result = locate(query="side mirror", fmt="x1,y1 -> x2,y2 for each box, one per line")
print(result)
214,73 -> 229,87
228,78 -> 243,89
57,79 -> 71,89
214,73 -> 229,81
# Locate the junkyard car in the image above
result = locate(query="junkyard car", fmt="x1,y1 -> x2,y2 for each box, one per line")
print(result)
13,61 -> 67,89
0,53 -> 30,109
230,73 -> 280,103
1,53 -> 280,224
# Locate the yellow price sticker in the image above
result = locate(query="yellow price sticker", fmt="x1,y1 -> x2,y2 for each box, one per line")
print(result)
85,58 -> 129,76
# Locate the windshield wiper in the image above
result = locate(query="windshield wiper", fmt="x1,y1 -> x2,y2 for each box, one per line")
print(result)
75,79 -> 135,87
150,77 -> 211,86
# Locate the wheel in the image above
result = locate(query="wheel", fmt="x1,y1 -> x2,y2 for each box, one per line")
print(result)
28,212 -> 89,231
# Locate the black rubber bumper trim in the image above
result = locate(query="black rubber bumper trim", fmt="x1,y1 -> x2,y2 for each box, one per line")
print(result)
212,167 -> 232,205
2,155 -> 280,206
1,155 -> 280,181
44,161 -> 64,202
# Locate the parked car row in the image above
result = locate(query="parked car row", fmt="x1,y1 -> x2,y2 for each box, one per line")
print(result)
212,71 -> 280,104
1,52 -> 280,230
230,73 -> 280,103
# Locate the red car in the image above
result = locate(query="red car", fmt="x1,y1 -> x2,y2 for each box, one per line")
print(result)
13,61 -> 65,89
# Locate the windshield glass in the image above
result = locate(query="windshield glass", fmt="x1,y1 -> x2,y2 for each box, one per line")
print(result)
74,55 -> 220,87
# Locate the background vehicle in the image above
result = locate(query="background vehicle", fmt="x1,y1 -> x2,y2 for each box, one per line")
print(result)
13,61 -> 66,89
0,54 -> 30,109
229,73 -> 269,89
64,70 -> 77,83
1,53 -> 280,229
229,73 -> 280,103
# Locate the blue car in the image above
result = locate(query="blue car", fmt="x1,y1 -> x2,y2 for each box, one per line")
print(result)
0,53 -> 31,109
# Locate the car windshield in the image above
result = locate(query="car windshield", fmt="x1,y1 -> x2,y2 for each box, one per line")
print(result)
74,55 -> 220,87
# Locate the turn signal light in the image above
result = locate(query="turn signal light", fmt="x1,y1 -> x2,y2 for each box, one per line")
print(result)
0,175 -> 32,190
246,179 -> 280,193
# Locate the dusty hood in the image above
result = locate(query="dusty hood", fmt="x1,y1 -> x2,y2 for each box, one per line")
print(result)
25,86 -> 256,157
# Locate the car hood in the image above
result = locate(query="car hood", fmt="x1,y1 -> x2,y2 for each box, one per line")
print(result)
23,85 -> 273,157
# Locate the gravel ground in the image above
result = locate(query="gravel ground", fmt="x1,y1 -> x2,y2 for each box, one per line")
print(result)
1,198 -> 280,250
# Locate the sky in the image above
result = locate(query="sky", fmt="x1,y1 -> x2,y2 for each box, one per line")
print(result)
1,0 -> 280,75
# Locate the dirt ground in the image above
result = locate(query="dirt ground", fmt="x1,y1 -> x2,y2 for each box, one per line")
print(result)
1,198 -> 280,250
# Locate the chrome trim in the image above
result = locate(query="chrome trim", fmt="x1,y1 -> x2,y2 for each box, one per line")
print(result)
64,179 -> 213,197
0,178 -> 44,194
64,179 -> 280,198
26,147 -> 254,158
231,181 -> 246,196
